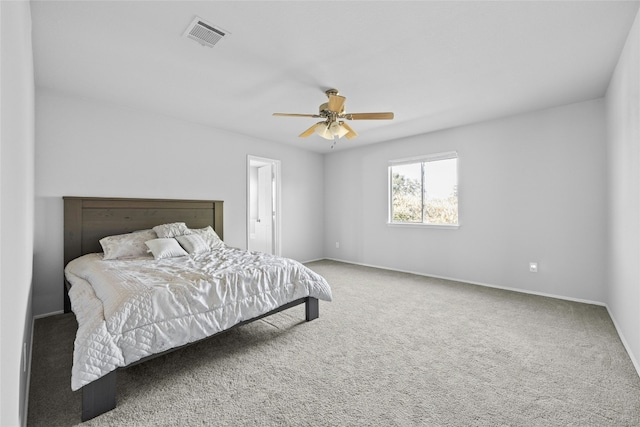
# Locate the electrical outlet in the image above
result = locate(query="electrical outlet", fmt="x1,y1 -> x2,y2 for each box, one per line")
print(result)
529,262 -> 538,273
335,242 -> 340,249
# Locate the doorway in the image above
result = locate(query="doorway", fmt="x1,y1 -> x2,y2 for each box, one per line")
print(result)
247,155 -> 281,255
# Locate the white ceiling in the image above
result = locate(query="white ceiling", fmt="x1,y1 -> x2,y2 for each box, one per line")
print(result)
30,0 -> 640,153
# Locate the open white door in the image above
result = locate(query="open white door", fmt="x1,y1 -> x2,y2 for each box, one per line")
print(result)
247,156 -> 280,255
254,164 -> 273,253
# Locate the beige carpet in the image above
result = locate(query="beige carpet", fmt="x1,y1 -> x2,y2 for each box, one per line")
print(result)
27,260 -> 640,426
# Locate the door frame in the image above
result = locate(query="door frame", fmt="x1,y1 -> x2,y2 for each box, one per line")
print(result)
247,155 -> 281,256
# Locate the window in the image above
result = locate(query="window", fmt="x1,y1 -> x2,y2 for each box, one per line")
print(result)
389,152 -> 458,226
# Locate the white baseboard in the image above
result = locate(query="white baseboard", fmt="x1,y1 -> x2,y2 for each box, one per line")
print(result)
324,257 -> 605,306
323,257 -> 640,378
301,258 -> 325,264
604,306 -> 640,378
33,310 -> 64,320
22,317 -> 35,427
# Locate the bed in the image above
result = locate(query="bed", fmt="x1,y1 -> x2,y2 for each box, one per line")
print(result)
62,196 -> 332,421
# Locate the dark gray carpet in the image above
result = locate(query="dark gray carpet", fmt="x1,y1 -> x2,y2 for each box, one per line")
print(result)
27,260 -> 640,426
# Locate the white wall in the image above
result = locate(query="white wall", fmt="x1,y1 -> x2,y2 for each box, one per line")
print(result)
606,8 -> 640,371
0,1 -> 35,425
324,99 -> 607,303
33,89 -> 324,316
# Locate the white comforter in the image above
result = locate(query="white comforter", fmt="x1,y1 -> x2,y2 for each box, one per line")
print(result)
64,247 -> 332,390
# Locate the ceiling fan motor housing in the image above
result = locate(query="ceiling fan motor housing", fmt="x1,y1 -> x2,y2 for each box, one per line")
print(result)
319,102 -> 342,115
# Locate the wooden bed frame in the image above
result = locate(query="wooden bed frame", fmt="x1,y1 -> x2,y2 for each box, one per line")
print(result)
63,196 -> 319,421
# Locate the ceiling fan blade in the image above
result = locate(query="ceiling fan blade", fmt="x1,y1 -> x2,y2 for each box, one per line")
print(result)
273,113 -> 321,118
341,122 -> 358,140
327,94 -> 346,113
344,112 -> 394,120
299,122 -> 325,138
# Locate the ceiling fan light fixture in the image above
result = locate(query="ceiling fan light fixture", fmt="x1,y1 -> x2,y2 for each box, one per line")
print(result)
331,121 -> 349,138
315,123 -> 333,140
316,121 -> 349,139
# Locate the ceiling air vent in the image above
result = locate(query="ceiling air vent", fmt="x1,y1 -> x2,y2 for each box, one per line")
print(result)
183,17 -> 229,48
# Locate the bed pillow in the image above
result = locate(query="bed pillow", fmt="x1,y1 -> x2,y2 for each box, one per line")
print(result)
175,233 -> 210,255
152,222 -> 192,238
144,238 -> 189,260
190,226 -> 224,249
100,230 -> 157,260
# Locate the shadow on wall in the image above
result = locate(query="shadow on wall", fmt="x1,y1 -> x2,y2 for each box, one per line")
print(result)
33,196 -> 65,316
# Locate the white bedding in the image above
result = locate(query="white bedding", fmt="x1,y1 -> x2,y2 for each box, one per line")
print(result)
65,247 -> 332,390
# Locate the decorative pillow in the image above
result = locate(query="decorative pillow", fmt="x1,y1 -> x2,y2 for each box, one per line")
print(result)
190,226 -> 224,249
175,233 -> 210,255
144,238 -> 188,260
100,230 -> 157,260
152,222 -> 192,238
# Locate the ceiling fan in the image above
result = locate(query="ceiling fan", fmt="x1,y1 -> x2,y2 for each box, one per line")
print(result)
273,89 -> 394,143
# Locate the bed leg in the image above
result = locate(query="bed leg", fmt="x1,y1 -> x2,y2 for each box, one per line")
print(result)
82,371 -> 116,421
305,297 -> 319,321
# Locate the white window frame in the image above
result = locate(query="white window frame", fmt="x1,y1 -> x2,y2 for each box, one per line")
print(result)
388,151 -> 459,229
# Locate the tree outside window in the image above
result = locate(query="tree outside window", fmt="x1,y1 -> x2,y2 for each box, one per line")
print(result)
389,153 -> 458,226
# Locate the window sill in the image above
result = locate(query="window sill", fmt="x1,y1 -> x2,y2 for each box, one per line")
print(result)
387,222 -> 459,230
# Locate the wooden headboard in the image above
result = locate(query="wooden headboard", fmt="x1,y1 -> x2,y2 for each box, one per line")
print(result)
63,196 -> 223,312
